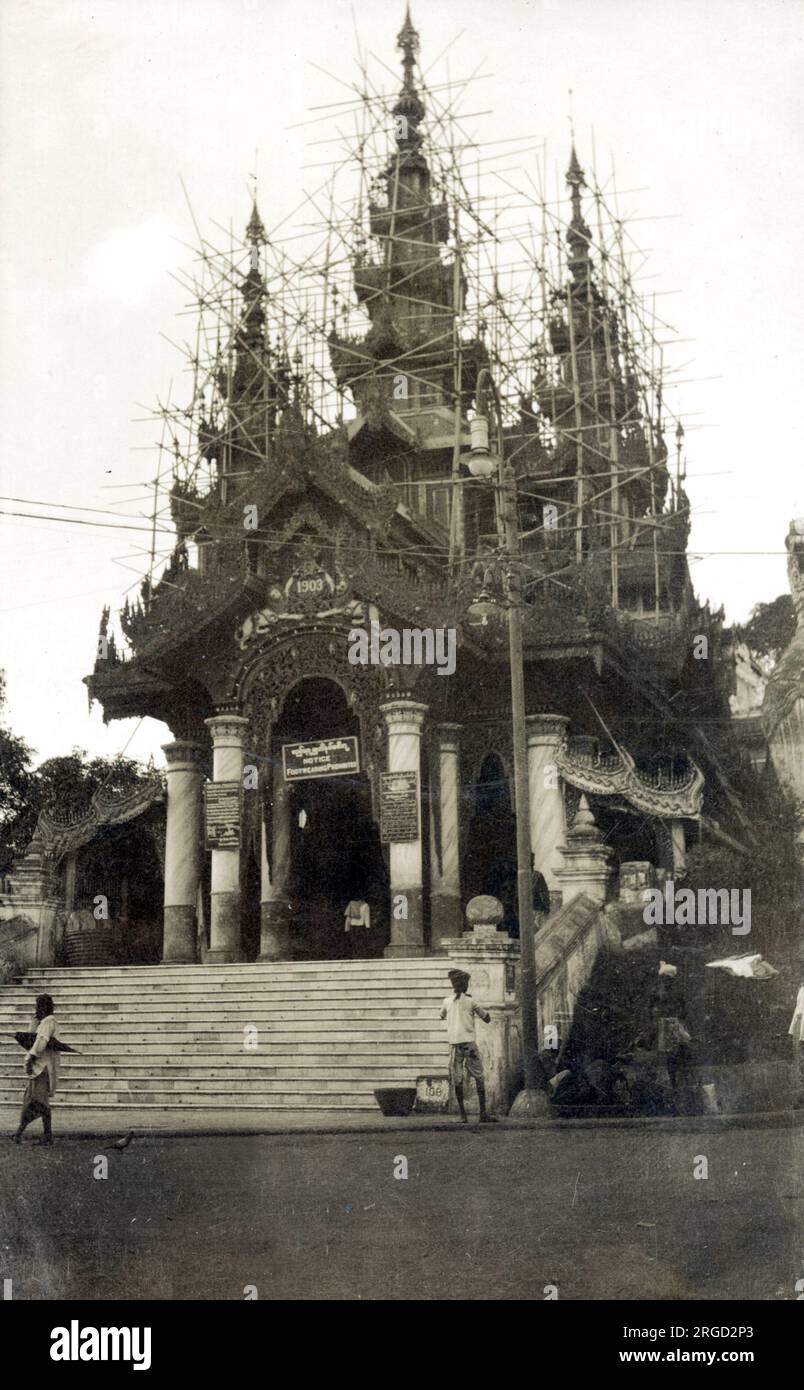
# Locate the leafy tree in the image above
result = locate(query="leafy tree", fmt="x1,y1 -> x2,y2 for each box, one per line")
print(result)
0,672 -> 35,875
0,669 -> 152,874
737,594 -> 796,662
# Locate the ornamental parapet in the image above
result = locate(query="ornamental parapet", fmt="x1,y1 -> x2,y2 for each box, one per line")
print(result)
555,737 -> 704,819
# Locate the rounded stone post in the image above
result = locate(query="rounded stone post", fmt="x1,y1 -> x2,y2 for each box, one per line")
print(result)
204,713 -> 249,963
381,698 -> 427,957
526,714 -> 569,895
161,740 -> 205,963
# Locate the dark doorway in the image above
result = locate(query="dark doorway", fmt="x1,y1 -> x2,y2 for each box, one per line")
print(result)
275,678 -> 389,959
465,753 -> 517,931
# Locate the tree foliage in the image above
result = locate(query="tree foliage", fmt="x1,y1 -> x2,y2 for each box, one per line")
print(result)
0,671 -> 152,876
738,593 -> 796,662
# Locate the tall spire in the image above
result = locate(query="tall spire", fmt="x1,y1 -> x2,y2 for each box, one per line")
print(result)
394,6 -> 424,151
566,143 -> 592,278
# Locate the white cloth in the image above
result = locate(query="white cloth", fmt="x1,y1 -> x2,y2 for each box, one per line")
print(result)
344,900 -> 370,932
441,993 -> 485,1044
25,1014 -> 59,1097
789,985 -> 804,1044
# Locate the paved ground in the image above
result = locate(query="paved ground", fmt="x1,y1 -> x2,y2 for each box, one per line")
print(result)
1,1116 -> 801,1300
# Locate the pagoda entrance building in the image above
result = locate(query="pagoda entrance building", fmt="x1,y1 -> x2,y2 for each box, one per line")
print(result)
7,9 -> 745,976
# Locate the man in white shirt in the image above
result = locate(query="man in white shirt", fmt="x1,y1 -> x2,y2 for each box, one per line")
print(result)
440,968 -> 495,1123
789,979 -> 804,1105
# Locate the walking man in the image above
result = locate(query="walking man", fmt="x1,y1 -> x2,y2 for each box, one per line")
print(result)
12,993 -> 59,1146
440,968 -> 496,1123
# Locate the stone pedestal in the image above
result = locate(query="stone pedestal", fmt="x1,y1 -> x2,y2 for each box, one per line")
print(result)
430,723 -> 462,950
441,928 -> 522,1115
526,714 -> 569,892
204,713 -> 248,963
555,796 -> 613,905
259,751 -> 293,960
161,740 -> 205,963
382,699 -> 427,958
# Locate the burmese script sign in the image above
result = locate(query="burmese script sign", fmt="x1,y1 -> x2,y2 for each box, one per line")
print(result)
380,771 -> 420,844
282,736 -> 360,782
203,781 -> 241,850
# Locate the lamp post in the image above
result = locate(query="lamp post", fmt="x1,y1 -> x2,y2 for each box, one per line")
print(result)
464,369 -> 543,1115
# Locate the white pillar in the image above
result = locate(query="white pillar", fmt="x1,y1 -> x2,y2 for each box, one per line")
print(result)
526,714 -> 569,897
430,723 -> 462,949
671,819 -> 687,875
204,713 -> 248,963
382,699 -> 427,957
259,750 -> 293,960
161,740 -> 205,963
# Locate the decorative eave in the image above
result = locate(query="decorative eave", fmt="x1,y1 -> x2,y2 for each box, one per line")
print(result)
556,738 -> 704,819
12,775 -> 165,878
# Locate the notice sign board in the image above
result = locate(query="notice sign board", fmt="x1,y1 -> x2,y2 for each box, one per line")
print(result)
282,736 -> 360,782
380,770 -> 420,844
203,781 -> 242,850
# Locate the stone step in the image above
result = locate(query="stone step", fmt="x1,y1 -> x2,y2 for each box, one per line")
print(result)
0,1040 -> 445,1057
2,983 -> 448,1002
1,1094 -> 380,1111
0,1061 -> 446,1081
19,962 -> 450,982
0,1073 -> 431,1096
2,956 -> 457,1112
2,1000 -> 446,1017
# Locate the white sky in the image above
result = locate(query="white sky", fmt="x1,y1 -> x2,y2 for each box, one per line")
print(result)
1,0 -> 802,766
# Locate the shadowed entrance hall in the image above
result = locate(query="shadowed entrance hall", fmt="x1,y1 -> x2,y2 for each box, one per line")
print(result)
275,678 -> 388,959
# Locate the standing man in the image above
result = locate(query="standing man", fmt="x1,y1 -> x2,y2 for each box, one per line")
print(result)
789,976 -> 804,1106
440,968 -> 496,1124
12,993 -> 59,1146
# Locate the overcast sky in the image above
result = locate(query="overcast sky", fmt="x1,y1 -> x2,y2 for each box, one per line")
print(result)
1,0 -> 802,767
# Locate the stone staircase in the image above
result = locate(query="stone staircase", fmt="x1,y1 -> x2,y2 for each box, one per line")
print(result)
0,959 -> 452,1112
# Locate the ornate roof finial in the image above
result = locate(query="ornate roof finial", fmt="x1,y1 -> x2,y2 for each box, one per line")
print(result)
567,142 -> 585,191
246,199 -> 267,253
393,6 -> 424,149
565,142 -> 591,275
397,5 -> 420,74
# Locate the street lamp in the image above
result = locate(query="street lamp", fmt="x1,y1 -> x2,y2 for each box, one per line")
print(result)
462,369 -> 543,1117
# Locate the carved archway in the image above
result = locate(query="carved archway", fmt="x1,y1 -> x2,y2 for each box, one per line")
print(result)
236,626 -> 392,808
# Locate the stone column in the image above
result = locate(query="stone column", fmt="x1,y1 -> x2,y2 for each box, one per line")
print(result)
430,723 -> 462,951
671,819 -> 687,875
259,750 -> 293,960
161,740 -> 205,963
382,699 -> 427,958
526,714 -> 569,897
204,713 -> 248,963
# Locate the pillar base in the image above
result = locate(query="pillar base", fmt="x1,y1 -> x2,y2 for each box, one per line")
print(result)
208,892 -> 242,963
162,905 -> 198,964
258,901 -> 293,961
430,893 -> 462,952
384,941 -> 427,958
384,887 -> 424,957
205,947 -> 242,965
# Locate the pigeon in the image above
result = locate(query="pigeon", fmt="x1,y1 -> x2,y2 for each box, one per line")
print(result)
110,1132 -> 134,1151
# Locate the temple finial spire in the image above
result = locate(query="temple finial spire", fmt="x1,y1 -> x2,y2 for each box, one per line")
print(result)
393,5 -> 424,149
397,5 -> 420,78
246,199 -> 267,248
566,142 -> 591,275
